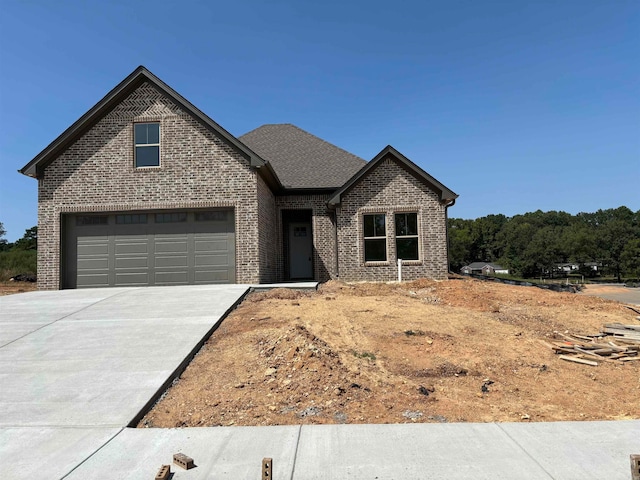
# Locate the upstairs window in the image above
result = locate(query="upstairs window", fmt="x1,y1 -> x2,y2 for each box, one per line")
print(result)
363,214 -> 387,262
395,212 -> 419,260
134,123 -> 160,167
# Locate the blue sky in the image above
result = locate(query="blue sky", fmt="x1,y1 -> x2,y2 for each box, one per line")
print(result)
1,0 -> 638,241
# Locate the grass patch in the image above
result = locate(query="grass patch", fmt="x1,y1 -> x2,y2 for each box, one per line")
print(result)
352,350 -> 376,361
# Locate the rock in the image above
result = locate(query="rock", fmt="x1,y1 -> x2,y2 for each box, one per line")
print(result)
264,368 -> 277,376
402,410 -> 423,420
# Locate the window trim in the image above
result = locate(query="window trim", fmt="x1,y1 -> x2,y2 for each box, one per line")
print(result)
395,212 -> 420,262
362,213 -> 388,263
134,122 -> 160,168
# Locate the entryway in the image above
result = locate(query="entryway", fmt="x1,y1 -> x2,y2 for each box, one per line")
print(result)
282,209 -> 313,280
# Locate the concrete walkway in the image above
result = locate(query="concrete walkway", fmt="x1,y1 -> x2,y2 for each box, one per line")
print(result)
0,286 -> 638,479
65,421 -> 640,479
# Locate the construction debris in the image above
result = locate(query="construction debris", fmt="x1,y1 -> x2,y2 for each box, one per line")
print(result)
155,465 -> 170,480
541,327 -> 640,366
601,323 -> 640,341
173,453 -> 195,470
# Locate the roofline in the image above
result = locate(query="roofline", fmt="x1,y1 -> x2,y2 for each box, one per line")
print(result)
278,187 -> 339,195
327,145 -> 458,206
19,66 -> 282,190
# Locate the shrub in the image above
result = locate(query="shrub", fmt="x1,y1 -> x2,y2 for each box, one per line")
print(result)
0,250 -> 37,281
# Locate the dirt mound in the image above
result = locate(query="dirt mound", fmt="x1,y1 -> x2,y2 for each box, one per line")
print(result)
248,288 -> 307,302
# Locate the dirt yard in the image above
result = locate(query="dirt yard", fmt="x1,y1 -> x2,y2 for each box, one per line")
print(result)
0,282 -> 37,296
140,278 -> 640,428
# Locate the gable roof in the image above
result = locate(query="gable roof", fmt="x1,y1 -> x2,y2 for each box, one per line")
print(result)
463,262 -> 506,270
19,66 -> 281,190
240,124 -> 366,190
328,145 -> 458,206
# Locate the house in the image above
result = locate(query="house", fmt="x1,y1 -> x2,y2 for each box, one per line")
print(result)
461,262 -> 509,275
19,66 -> 458,290
554,262 -> 601,273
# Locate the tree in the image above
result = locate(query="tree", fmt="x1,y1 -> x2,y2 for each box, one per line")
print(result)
13,226 -> 38,251
448,218 -> 474,272
0,222 -> 8,252
621,238 -> 640,279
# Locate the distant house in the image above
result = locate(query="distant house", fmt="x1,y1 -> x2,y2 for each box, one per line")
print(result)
554,262 -> 601,273
555,263 -> 579,273
461,262 -> 509,275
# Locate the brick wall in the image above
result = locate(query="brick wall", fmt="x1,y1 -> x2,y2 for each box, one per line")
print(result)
257,174 -> 277,283
274,195 -> 336,282
336,156 -> 449,281
37,81 -> 263,289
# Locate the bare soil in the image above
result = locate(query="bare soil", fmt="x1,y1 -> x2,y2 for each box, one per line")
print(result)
0,282 -> 37,296
139,278 -> 640,428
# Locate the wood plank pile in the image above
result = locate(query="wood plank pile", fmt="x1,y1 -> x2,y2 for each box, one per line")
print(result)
540,324 -> 640,366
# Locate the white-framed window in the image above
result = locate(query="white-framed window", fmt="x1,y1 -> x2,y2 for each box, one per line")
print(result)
134,123 -> 160,167
363,213 -> 387,262
395,212 -> 419,260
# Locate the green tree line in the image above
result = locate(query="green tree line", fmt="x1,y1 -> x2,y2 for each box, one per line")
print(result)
0,223 -> 37,281
448,206 -> 640,281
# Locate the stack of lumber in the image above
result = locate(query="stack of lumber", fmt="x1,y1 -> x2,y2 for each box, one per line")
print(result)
602,323 -> 640,340
540,326 -> 640,366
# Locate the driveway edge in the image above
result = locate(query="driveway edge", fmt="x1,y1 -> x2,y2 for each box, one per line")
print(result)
126,286 -> 252,428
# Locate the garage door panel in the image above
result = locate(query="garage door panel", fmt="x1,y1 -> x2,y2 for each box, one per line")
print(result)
154,238 -> 188,254
155,271 -> 189,285
195,253 -> 230,267
194,269 -> 231,283
77,258 -> 109,270
155,255 -> 188,268
66,210 -> 235,288
195,237 -> 229,252
115,256 -> 149,269
114,272 -> 150,286
77,273 -> 109,288
77,239 -> 109,256
115,239 -> 149,255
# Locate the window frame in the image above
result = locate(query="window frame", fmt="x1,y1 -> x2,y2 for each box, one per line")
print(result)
134,122 -> 160,168
362,213 -> 388,263
395,212 -> 420,261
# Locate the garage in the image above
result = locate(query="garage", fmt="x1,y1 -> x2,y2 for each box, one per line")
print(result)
63,210 -> 235,288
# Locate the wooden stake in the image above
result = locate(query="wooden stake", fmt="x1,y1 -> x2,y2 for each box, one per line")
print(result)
559,355 -> 598,366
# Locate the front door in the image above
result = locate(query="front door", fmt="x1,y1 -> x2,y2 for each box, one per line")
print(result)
289,222 -> 313,279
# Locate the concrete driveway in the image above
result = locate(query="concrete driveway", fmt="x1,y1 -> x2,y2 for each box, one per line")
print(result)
0,285 -> 249,478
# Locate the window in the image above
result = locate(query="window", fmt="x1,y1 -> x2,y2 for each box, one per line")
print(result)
116,214 -> 148,225
134,123 -> 160,167
195,211 -> 228,222
363,214 -> 387,262
395,213 -> 419,260
155,212 -> 187,223
76,215 -> 108,226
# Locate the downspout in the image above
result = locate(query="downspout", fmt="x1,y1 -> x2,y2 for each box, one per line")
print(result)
333,209 -> 339,278
444,198 -> 456,275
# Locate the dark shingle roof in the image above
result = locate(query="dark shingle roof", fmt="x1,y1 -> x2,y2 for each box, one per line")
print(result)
240,124 -> 366,189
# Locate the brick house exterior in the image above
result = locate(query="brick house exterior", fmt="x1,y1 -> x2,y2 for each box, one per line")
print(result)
21,67 -> 457,289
